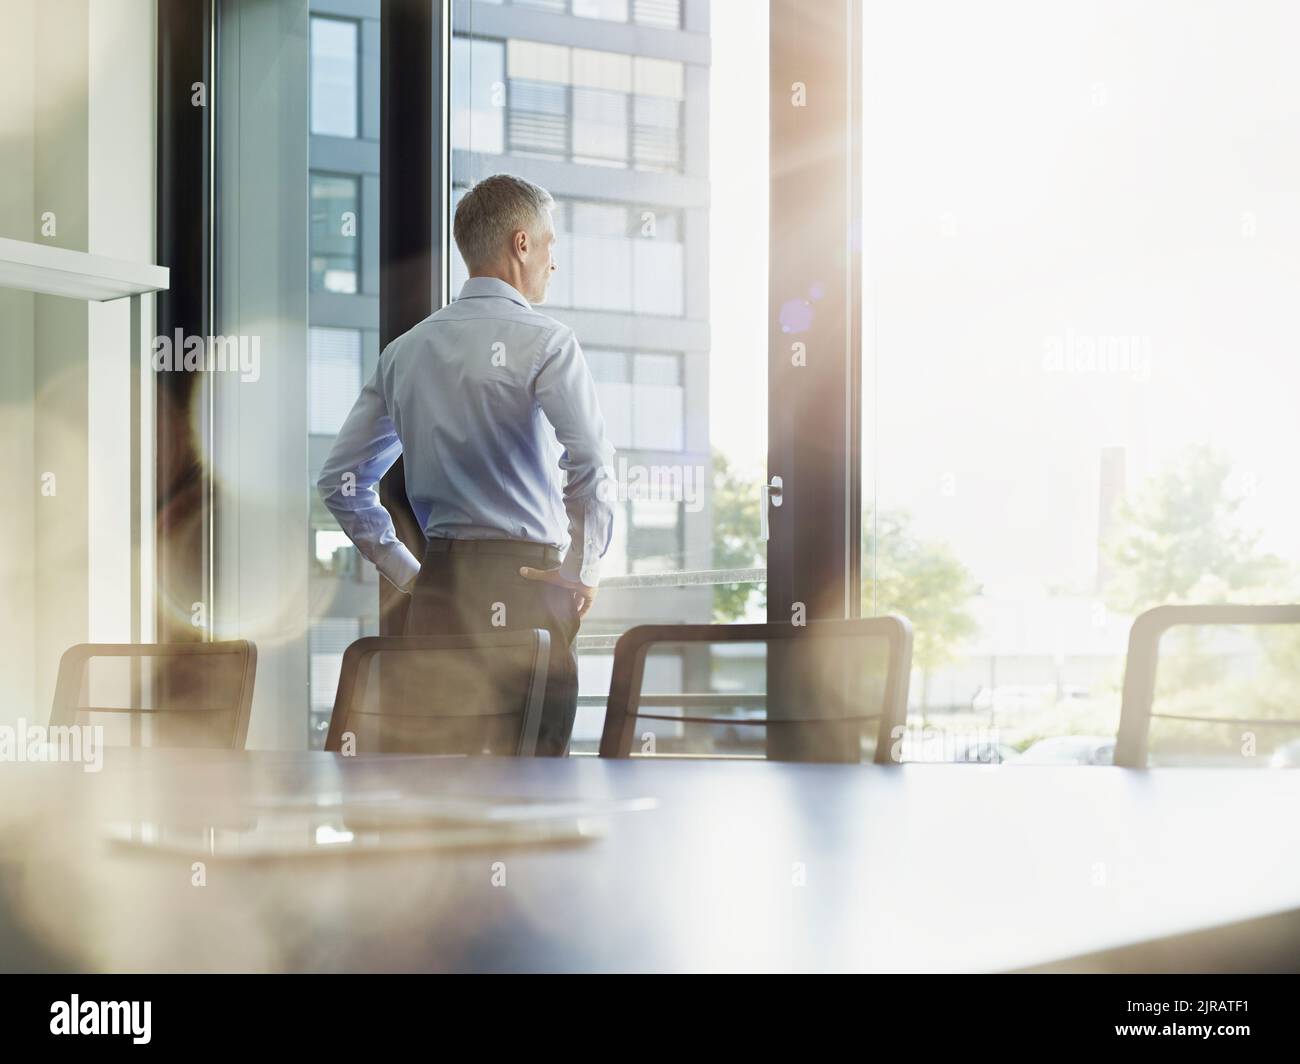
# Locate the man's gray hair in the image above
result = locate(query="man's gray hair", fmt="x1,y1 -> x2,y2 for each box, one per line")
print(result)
453,173 -> 555,272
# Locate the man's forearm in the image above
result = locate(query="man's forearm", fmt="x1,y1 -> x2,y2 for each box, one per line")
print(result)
558,491 -> 614,587
317,473 -> 421,592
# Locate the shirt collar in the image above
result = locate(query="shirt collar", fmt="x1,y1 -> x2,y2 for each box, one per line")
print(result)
456,276 -> 532,310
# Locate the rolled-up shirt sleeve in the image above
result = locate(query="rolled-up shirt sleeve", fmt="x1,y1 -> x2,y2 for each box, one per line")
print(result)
316,364 -> 422,592
532,327 -> 616,587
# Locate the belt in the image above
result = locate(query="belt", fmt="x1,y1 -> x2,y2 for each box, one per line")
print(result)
424,537 -> 562,565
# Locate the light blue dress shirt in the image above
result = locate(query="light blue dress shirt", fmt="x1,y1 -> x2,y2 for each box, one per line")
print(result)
317,277 -> 616,591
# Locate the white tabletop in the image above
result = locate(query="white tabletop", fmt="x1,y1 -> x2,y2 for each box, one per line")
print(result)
2,750 -> 1297,972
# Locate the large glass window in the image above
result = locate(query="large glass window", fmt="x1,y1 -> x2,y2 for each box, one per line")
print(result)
452,0 -> 769,753
306,0 -> 381,749
861,1 -> 1300,765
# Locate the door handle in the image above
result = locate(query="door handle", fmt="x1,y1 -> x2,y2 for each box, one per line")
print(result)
759,475 -> 783,541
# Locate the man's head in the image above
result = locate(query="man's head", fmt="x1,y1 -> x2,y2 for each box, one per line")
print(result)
453,174 -> 557,304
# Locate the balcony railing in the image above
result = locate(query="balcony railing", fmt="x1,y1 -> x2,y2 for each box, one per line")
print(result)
575,565 -> 766,652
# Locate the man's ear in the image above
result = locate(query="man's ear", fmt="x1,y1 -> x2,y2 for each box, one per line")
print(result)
514,228 -> 529,259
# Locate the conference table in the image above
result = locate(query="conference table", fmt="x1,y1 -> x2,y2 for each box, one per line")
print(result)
2,748 -> 1298,973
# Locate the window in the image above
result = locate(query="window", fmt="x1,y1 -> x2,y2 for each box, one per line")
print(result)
571,201 -> 633,309
861,3 -> 1300,763
461,37 -> 685,172
632,207 -> 683,315
453,37 -> 505,156
309,327 -> 362,436
575,0 -> 629,22
310,17 -> 359,138
588,349 -> 684,451
632,353 -> 684,450
486,0 -> 678,26
587,349 -> 633,448
633,0 -> 682,29
451,0 -> 769,753
573,87 -> 629,166
563,200 -> 682,314
310,173 -> 360,293
629,498 -> 684,573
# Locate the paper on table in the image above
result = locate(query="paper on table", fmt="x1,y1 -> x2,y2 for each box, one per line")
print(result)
105,795 -> 657,860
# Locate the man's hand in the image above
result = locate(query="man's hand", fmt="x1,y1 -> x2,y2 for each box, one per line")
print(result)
519,566 -> 597,619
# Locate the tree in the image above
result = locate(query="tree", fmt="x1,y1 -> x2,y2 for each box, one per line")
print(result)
863,508 -> 980,712
711,449 -> 766,622
1103,444 -> 1287,614
1102,445 -> 1297,755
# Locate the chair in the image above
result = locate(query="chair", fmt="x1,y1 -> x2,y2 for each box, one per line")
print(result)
50,641 -> 257,750
324,631 -> 551,756
599,617 -> 912,762
1116,604 -> 1300,768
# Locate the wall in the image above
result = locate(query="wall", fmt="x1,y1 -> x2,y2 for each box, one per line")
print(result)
0,0 -> 156,723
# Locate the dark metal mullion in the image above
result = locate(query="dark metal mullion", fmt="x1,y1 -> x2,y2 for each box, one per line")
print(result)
845,0 -> 863,616
768,0 -> 862,623
156,0 -> 216,651
378,0 -> 447,635
767,0 -> 863,758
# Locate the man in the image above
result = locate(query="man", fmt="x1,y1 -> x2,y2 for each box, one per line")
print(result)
317,173 -> 615,756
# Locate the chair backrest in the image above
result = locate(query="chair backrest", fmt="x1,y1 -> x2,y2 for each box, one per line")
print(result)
324,631 -> 551,756
1116,604 -> 1300,768
50,641 -> 257,750
599,617 -> 912,762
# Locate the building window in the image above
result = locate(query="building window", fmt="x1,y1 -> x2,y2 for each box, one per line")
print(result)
572,86 -> 629,167
632,207 -> 683,314
453,36 -> 506,155
310,16 -> 359,138
463,37 -> 684,172
588,349 -> 633,448
576,0 -> 630,22
514,0 -> 568,14
309,327 -> 362,436
631,57 -> 683,171
495,0 -> 679,26
310,173 -> 360,293
633,0 -> 681,30
589,349 -> 685,451
562,200 -> 683,314
632,352 -> 684,450
629,498 -> 684,573
570,201 -> 634,309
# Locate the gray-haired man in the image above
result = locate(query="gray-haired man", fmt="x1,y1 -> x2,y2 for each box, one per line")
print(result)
318,173 -> 615,755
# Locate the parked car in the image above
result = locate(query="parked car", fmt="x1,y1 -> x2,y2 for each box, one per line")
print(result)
897,732 -> 1020,764
1270,739 -> 1300,768
1014,735 -> 1115,765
